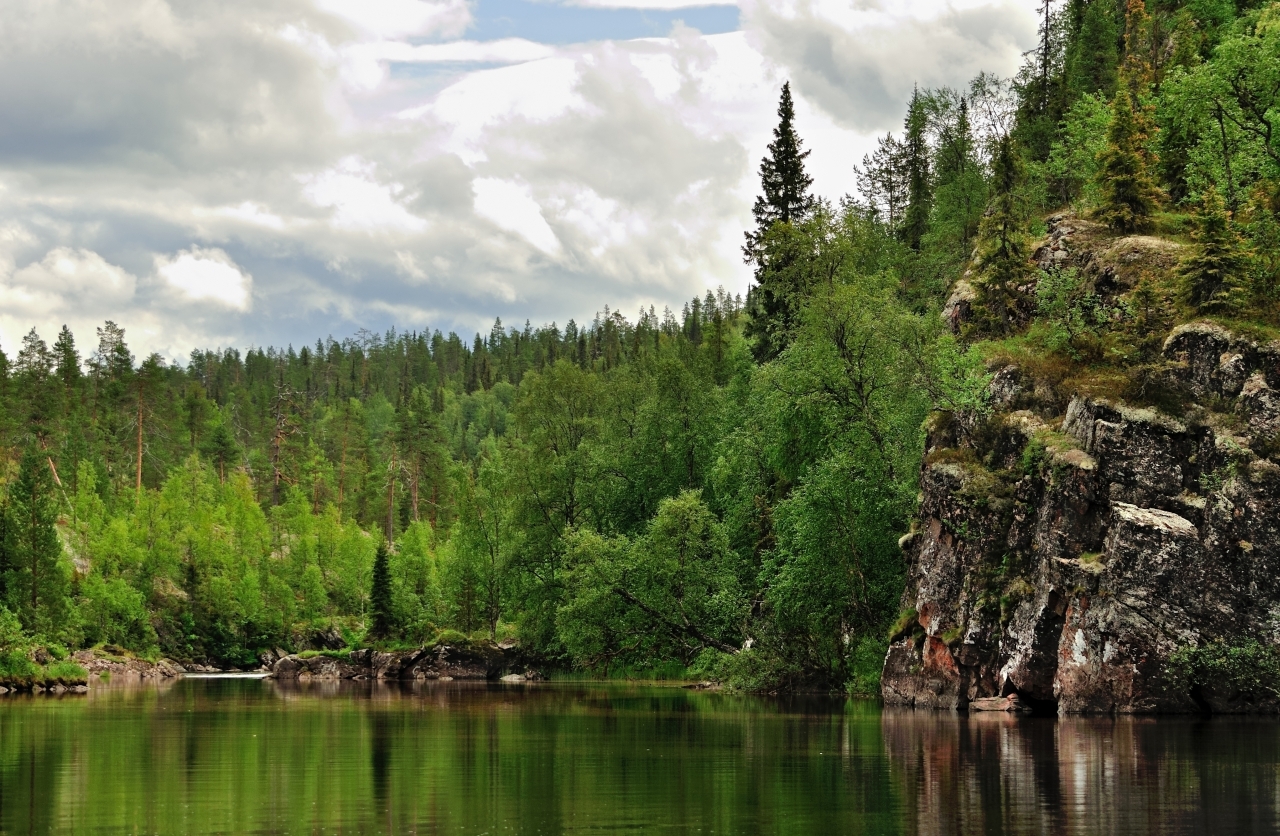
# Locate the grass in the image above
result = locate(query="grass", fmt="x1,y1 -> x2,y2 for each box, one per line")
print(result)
0,650 -> 88,689
887,609 -> 919,643
295,649 -> 352,661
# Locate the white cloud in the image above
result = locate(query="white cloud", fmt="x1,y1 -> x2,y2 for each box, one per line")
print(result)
0,0 -> 1038,360
742,0 -> 1035,131
315,0 -> 471,39
156,248 -> 252,310
303,157 -> 426,233
473,178 -> 561,256
11,248 -> 136,306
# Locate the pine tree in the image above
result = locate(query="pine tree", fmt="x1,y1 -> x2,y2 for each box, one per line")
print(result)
975,135 -> 1034,331
744,82 -> 816,362
2,446 -> 68,637
369,542 -> 394,640
1096,91 -> 1160,233
901,87 -> 932,250
1180,186 -> 1248,314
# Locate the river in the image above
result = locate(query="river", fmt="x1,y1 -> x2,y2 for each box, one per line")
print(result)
0,678 -> 1276,834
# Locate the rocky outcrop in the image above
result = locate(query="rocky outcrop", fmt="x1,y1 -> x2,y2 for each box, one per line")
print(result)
71,650 -> 187,680
269,642 -> 539,682
883,322 -> 1280,714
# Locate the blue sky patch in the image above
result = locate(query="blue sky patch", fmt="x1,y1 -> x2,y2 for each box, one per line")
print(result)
461,0 -> 740,44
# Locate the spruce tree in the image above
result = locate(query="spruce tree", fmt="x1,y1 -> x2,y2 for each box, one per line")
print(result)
1180,186 -> 1248,314
743,82 -> 814,257
369,542 -> 394,640
901,87 -> 932,250
975,135 -> 1033,331
744,82 -> 815,362
1063,0 -> 1119,100
2,446 -> 68,637
1096,91 -> 1160,233
53,325 -> 80,391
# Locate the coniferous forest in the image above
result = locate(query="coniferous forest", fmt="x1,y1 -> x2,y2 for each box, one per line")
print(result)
3,0 -> 1280,691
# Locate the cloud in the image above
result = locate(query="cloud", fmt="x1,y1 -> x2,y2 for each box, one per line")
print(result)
315,0 -> 471,39
303,157 -> 427,233
11,247 -> 136,306
156,248 -> 253,310
473,178 -> 561,255
0,0 -> 1037,362
742,0 -> 1036,132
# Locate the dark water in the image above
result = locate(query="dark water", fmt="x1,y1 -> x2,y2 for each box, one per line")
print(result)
1,678 -> 1278,835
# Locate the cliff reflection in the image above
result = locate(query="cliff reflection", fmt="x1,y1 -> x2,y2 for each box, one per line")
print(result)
883,710 -> 1280,835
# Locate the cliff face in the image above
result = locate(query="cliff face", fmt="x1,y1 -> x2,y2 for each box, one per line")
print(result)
883,300 -> 1280,713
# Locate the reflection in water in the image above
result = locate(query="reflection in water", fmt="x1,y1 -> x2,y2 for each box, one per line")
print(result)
884,710 -> 1280,835
0,680 -> 1277,834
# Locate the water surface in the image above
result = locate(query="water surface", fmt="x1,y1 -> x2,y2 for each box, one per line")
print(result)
0,679 -> 1277,835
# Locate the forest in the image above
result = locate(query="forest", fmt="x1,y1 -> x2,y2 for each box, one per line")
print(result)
1,0 -> 1278,691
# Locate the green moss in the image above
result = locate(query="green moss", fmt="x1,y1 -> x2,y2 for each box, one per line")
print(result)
940,626 -> 964,647
295,649 -> 352,661
887,609 -> 920,643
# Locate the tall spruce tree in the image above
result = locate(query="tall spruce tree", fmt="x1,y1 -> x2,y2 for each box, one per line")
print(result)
1096,90 -> 1160,232
743,82 -> 814,255
975,135 -> 1033,331
1180,186 -> 1248,314
2,446 -> 68,637
744,81 -> 816,362
369,542 -> 394,640
901,87 -> 933,250
1063,0 -> 1119,100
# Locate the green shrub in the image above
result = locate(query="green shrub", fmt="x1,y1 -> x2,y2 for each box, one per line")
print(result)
433,629 -> 469,647
1168,640 -> 1280,702
847,637 -> 887,696
0,651 -> 39,682
40,660 -> 87,684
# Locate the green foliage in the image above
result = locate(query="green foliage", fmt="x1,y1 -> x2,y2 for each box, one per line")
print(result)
1045,92 -> 1112,207
557,491 -> 745,670
369,543 -> 394,640
0,605 -> 27,654
1180,185 -> 1250,313
2,446 -> 71,640
901,87 -> 933,250
1169,639 -> 1280,701
744,82 -> 816,363
1097,91 -> 1162,233
974,136 -> 1035,331
1034,268 -> 1120,358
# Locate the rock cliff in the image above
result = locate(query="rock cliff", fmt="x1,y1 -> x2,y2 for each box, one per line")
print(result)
884,235 -> 1280,714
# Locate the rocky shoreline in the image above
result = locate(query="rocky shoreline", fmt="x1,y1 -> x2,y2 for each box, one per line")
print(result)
269,642 -> 539,682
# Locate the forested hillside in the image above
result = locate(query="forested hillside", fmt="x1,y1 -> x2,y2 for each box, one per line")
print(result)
2,0 -> 1279,692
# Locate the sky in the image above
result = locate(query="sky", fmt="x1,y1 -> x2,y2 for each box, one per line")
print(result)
0,0 -> 1038,362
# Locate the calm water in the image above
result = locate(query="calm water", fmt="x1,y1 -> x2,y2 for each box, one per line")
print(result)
1,679 -> 1278,835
